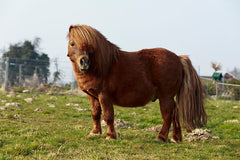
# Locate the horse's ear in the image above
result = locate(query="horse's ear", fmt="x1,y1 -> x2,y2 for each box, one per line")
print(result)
69,25 -> 74,32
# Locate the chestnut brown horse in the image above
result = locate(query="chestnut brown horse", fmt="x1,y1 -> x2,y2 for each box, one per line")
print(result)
67,25 -> 207,142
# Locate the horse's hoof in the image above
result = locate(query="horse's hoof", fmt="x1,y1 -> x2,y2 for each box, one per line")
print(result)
106,136 -> 116,140
170,138 -> 178,143
89,132 -> 101,136
106,133 -> 118,140
155,137 -> 168,143
171,135 -> 182,143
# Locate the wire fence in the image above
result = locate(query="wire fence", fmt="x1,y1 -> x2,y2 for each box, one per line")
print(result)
1,57 -> 240,100
201,77 -> 240,101
0,57 -> 77,92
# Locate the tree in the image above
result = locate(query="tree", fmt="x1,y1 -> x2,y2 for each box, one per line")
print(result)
211,61 -> 222,72
52,58 -> 62,85
1,38 -> 50,86
230,67 -> 240,80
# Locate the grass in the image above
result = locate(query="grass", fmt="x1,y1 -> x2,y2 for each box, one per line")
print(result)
0,92 -> 239,159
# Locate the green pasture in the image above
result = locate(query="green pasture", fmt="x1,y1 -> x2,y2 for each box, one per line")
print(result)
0,92 -> 239,159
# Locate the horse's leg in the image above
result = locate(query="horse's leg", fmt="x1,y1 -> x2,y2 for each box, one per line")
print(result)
88,95 -> 102,135
156,96 -> 175,142
171,106 -> 182,143
98,93 -> 117,139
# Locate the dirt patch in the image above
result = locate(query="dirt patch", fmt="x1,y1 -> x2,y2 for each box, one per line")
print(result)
184,129 -> 220,142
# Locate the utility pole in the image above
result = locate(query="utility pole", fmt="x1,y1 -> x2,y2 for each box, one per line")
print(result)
19,64 -> 22,86
198,65 -> 200,76
71,70 -> 74,95
4,57 -> 9,91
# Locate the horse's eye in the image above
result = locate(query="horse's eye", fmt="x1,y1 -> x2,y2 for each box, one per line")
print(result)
70,41 -> 75,47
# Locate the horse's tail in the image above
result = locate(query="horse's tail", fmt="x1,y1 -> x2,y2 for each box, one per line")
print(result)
177,55 -> 207,132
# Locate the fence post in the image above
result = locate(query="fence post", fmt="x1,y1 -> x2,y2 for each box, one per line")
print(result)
216,82 -> 218,99
19,64 -> 22,86
206,79 -> 209,95
4,57 -> 9,91
222,76 -> 225,91
71,70 -> 74,95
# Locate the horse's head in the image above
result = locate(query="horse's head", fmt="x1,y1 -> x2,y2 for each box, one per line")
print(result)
67,40 -> 92,72
67,25 -> 120,75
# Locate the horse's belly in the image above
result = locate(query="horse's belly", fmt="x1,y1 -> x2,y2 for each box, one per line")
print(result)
112,88 -> 154,107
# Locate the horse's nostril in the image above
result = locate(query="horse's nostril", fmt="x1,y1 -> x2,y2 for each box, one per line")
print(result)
80,58 -> 84,66
86,59 -> 90,65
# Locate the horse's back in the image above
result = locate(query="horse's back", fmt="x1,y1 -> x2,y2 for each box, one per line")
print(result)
107,48 -> 183,107
138,48 -> 183,96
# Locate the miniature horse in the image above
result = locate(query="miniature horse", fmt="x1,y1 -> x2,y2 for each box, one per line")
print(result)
67,25 -> 207,142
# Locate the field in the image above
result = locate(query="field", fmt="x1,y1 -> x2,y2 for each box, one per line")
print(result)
0,92 -> 239,159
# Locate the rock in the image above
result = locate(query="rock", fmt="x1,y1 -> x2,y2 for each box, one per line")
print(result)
212,136 -> 220,140
115,119 -> 131,128
48,104 -> 56,108
24,98 -> 33,103
5,103 -> 21,107
7,91 -> 16,97
145,125 -> 163,132
46,91 -> 54,95
75,107 -> 87,111
144,125 -> 173,132
101,119 -> 131,128
50,96 -> 57,100
0,106 -> 9,110
192,129 -> 212,136
34,108 -> 42,112
184,129 -> 218,142
224,120 -> 239,123
22,90 -> 30,93
233,106 -> 240,109
132,112 -> 137,116
14,114 -> 20,119
66,103 -> 79,106
16,95 -> 22,98
101,120 -> 107,126
199,135 -> 209,142
1,100 -> 7,103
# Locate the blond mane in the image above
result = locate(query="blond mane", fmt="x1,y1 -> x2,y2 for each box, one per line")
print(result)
67,25 -> 120,76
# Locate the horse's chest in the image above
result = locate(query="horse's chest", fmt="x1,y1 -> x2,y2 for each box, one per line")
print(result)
76,76 -> 100,98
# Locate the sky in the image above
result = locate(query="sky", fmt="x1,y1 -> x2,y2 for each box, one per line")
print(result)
0,0 -> 240,82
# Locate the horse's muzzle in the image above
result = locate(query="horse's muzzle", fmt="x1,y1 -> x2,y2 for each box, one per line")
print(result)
78,55 -> 90,72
